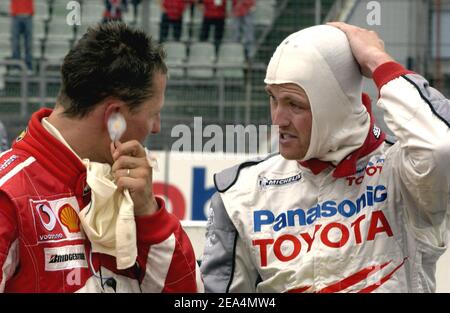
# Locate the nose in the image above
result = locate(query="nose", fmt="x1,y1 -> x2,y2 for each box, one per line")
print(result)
272,105 -> 290,127
151,115 -> 161,134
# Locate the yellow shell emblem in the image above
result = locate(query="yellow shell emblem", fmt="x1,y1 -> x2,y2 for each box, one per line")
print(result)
59,205 -> 80,233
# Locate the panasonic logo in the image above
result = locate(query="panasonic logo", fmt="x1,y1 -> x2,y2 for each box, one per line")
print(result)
253,185 -> 387,232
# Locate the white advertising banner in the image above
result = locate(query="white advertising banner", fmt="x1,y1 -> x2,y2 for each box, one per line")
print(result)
152,151 -> 261,221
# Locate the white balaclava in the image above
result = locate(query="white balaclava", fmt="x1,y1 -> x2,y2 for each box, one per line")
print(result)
264,25 -> 370,164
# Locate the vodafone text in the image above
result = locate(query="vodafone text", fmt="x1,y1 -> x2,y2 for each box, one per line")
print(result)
252,185 -> 393,267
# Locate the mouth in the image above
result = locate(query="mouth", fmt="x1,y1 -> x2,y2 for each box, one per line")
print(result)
279,132 -> 298,144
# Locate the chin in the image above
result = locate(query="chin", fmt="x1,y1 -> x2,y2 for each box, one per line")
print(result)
280,149 -> 304,161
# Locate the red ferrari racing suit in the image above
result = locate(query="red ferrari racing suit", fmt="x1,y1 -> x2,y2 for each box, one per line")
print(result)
0,108 -> 202,292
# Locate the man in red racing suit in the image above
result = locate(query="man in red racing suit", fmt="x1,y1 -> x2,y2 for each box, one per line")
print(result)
0,23 -> 202,293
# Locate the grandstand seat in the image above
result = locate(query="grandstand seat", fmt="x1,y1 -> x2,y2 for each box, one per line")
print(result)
164,41 -> 187,78
223,18 -> 234,41
181,23 -> 196,43
0,65 -> 6,90
46,19 -> 75,40
82,1 -> 105,15
149,21 -> 160,42
51,0 -> 71,18
0,18 -> 45,41
183,4 -> 202,25
254,1 -> 275,26
123,10 -> 140,26
34,19 -> 46,40
33,39 -> 43,59
149,1 -> 162,23
0,17 -> 10,41
186,42 -> 216,78
0,41 -> 11,60
34,0 -> 49,20
80,0 -> 103,23
182,4 -> 202,41
43,39 -> 71,61
216,42 -> 246,79
0,19 -> 43,67
0,1 -> 9,14
80,9 -> 102,25
74,22 -> 93,41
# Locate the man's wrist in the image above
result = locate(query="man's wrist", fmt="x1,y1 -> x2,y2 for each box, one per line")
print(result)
135,197 -> 159,216
367,52 -> 395,75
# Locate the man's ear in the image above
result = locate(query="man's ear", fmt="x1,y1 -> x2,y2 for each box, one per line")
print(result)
103,101 -> 123,128
104,100 -> 128,142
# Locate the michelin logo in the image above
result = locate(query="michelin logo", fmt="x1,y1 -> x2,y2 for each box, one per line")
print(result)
259,173 -> 302,189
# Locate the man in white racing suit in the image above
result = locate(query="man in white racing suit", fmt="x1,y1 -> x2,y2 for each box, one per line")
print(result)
200,23 -> 450,293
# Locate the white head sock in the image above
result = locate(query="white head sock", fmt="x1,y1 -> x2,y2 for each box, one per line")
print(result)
265,25 -> 370,164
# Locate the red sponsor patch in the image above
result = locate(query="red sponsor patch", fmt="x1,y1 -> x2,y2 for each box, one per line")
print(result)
32,200 -> 67,242
30,197 -> 84,243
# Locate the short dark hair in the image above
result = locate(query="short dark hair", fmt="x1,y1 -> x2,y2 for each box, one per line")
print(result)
57,22 -> 167,118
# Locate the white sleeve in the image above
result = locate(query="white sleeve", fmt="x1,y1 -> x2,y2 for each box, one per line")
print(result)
227,236 -> 260,292
378,74 -> 450,246
201,193 -> 260,292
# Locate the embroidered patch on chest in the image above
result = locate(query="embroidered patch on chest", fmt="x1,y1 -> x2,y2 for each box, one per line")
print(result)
30,197 -> 84,243
258,173 -> 302,189
44,244 -> 88,271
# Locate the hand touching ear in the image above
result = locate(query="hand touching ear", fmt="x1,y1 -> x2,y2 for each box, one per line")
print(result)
111,140 -> 158,216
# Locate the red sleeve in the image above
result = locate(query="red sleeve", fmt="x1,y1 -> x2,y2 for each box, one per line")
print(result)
162,225 -> 199,292
0,192 -> 19,292
135,197 -> 201,292
372,62 -> 414,91
135,197 -> 178,244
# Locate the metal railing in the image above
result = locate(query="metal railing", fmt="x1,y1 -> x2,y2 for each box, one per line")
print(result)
0,60 -> 268,123
0,59 -> 29,118
324,0 -> 359,23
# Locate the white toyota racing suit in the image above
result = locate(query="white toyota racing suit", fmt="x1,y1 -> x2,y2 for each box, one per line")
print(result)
200,63 -> 450,293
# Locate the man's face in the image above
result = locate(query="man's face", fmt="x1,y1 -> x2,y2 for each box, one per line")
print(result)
266,83 -> 312,160
121,72 -> 167,145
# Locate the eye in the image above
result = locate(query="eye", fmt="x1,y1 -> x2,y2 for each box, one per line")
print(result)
289,101 -> 303,112
268,95 -> 276,105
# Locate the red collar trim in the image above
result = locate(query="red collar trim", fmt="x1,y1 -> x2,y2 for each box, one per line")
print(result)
13,108 -> 86,190
299,93 -> 385,178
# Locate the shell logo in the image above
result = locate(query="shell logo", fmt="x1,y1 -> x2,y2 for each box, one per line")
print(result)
58,204 -> 80,233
